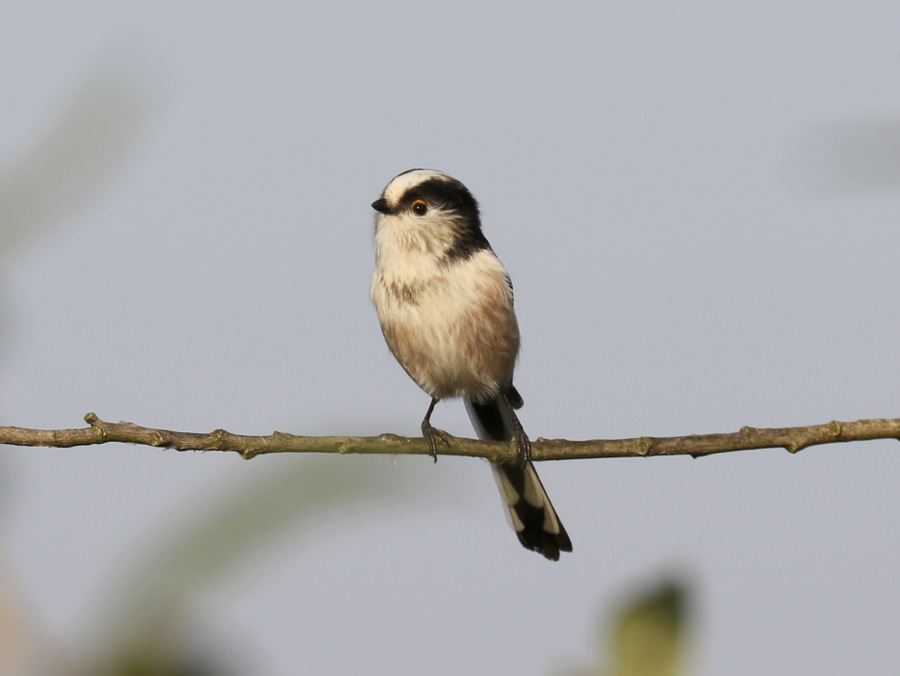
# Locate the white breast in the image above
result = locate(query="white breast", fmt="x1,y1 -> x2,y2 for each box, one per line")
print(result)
371,223 -> 519,401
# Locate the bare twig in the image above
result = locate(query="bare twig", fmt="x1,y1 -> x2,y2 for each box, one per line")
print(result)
0,412 -> 897,462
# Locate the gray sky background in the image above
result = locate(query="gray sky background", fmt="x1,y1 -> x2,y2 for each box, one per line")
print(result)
2,2 -> 900,674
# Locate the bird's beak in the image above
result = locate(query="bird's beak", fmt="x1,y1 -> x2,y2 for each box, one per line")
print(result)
371,198 -> 390,214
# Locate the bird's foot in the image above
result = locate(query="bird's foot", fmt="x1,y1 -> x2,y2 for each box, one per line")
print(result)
513,426 -> 532,467
421,420 -> 450,463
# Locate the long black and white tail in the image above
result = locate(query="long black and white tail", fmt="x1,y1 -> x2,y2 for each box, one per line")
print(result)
465,392 -> 572,561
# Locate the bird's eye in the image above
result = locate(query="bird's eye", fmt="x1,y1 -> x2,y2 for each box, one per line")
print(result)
411,199 -> 428,216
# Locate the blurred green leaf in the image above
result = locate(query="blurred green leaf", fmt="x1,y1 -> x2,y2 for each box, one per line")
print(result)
561,577 -> 691,676
99,652 -> 227,676
609,580 -> 688,676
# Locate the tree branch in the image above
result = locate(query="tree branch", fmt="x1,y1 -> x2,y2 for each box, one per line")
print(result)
0,412 -> 897,462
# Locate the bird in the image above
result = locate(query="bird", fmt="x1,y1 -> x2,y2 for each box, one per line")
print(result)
369,168 -> 572,560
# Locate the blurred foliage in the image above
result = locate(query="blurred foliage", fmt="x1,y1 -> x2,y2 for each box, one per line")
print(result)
87,456 -> 432,676
0,454 -> 434,675
610,580 -> 688,676
96,654 -> 226,676
564,578 -> 691,676
0,59 -> 159,261
0,58 -> 161,676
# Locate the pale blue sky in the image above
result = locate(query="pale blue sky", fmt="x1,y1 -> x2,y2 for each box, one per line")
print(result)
2,2 -> 900,674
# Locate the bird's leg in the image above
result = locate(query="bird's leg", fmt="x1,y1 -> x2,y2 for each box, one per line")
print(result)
501,393 -> 532,466
421,397 -> 449,462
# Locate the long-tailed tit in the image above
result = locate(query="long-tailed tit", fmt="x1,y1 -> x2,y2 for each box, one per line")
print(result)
370,168 -> 572,560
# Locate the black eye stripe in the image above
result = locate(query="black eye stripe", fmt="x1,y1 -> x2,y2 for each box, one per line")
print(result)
402,178 -> 476,215
393,178 -> 492,262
